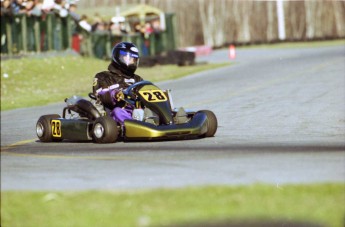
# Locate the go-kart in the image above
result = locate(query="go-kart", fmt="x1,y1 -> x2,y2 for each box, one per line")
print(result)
36,81 -> 217,143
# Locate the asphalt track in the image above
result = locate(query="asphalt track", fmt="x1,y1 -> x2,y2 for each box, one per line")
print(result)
1,44 -> 345,190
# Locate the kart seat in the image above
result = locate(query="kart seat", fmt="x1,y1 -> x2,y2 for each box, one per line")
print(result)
64,99 -> 101,120
75,99 -> 101,120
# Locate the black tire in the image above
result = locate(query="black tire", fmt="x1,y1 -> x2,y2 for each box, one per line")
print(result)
36,114 -> 63,142
92,116 -> 119,143
200,110 -> 218,137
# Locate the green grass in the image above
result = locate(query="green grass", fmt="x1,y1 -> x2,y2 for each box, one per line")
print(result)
0,57 -> 229,111
1,184 -> 344,227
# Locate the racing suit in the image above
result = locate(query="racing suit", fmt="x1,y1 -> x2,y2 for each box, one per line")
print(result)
92,63 -> 143,124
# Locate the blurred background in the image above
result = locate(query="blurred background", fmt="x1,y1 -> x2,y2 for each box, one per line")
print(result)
1,0 -> 345,59
77,0 -> 345,46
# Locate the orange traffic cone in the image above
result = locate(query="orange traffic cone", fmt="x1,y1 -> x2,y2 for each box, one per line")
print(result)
229,44 -> 236,59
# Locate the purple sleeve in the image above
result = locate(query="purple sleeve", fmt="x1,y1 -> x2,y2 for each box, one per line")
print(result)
98,88 -> 120,106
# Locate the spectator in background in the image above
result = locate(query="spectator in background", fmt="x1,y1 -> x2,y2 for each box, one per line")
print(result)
94,21 -> 109,34
8,0 -> 42,16
41,0 -> 54,13
41,0 -> 68,17
152,19 -> 162,34
1,0 -> 12,15
119,20 -> 127,34
79,14 -> 91,32
64,0 -> 78,10
110,21 -> 122,36
27,0 -> 42,16
110,16 -> 127,36
136,22 -> 153,56
67,2 -> 81,53
141,22 -> 152,38
67,2 -> 79,21
53,0 -> 68,17
23,0 -> 35,12
11,0 -> 27,14
1,0 -> 163,57
91,12 -> 102,32
78,14 -> 92,56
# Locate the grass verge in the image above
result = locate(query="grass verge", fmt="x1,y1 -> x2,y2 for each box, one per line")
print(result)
1,183 -> 344,227
0,57 -> 229,111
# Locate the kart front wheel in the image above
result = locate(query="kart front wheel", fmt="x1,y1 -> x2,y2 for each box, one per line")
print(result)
92,116 -> 119,143
200,110 -> 218,137
36,114 -> 63,142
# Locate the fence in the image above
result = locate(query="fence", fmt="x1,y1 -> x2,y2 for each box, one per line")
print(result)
1,13 -> 71,54
0,13 -> 177,58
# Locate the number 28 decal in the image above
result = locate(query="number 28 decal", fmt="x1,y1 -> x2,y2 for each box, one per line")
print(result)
51,120 -> 62,137
139,90 -> 167,102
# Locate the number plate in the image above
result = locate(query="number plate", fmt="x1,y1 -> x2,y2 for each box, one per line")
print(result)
139,90 -> 167,102
51,120 -> 62,137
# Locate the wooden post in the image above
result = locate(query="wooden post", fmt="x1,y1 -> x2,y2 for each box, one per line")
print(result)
87,34 -> 93,57
47,14 -> 53,51
82,31 -> 93,57
105,34 -> 111,59
66,16 -> 72,49
171,13 -> 177,50
5,18 -> 13,55
21,15 -> 28,53
34,17 -> 41,53
56,16 -> 63,50
149,34 -> 155,56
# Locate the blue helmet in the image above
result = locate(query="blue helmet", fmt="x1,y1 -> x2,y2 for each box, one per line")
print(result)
111,42 -> 140,74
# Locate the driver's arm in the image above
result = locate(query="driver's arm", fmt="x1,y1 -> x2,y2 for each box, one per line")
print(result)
93,75 -> 121,109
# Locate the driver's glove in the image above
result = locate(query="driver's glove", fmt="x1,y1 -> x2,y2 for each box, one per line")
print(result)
114,89 -> 124,102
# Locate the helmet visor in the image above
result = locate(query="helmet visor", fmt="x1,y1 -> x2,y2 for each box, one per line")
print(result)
119,50 -> 139,68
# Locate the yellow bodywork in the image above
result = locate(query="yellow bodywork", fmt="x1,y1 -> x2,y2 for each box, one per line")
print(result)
124,112 -> 208,140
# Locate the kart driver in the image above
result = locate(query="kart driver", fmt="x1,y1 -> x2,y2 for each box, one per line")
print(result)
92,42 -> 143,125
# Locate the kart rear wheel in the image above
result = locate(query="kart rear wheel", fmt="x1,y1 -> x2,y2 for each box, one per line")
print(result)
36,114 -> 63,142
92,116 -> 119,143
199,110 -> 218,137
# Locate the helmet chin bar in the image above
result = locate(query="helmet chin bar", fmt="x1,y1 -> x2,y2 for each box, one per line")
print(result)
119,54 -> 139,73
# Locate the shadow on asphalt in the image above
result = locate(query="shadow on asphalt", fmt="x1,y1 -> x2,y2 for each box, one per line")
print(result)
3,140 -> 344,154
163,219 -> 325,227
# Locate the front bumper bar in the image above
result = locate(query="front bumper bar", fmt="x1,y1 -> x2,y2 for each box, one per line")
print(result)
124,112 -> 208,140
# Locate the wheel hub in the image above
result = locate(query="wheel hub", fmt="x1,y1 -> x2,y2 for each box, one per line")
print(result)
94,123 -> 105,138
36,122 -> 44,137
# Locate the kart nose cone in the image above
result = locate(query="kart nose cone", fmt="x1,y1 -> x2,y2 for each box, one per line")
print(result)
93,123 -> 105,138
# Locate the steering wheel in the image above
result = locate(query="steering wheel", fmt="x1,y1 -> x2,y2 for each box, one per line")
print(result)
88,92 -> 97,100
124,80 -> 153,97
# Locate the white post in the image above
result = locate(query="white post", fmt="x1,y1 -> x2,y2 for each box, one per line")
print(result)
276,0 -> 286,40
116,6 -> 120,16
